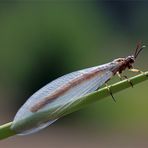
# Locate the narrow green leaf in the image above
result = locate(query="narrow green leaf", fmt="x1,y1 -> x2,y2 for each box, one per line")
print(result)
0,71 -> 148,140
0,122 -> 16,140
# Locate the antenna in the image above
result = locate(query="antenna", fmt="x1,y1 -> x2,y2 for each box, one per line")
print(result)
134,42 -> 146,59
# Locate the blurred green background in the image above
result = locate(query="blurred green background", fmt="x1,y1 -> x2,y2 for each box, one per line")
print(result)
1,1 -> 148,147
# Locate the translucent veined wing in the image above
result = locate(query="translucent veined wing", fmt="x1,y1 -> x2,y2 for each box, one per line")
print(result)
11,64 -> 114,135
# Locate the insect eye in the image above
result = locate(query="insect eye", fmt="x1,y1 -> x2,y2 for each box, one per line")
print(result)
130,58 -> 134,63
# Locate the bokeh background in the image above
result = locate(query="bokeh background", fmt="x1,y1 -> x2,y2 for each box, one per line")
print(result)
1,1 -> 148,147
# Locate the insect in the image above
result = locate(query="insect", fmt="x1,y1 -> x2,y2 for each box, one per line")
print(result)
11,43 -> 146,135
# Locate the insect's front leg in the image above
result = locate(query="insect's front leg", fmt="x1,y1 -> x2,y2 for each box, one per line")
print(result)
129,68 -> 142,73
129,68 -> 148,77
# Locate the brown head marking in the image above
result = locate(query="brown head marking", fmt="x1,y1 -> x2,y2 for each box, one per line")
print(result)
112,42 -> 146,74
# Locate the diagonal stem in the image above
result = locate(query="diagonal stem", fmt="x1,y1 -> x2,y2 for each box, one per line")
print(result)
0,71 -> 148,140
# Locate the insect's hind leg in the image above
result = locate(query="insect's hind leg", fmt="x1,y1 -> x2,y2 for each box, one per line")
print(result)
105,83 -> 116,102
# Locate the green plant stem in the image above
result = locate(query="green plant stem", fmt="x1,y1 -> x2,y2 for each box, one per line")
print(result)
0,122 -> 16,140
0,71 -> 148,140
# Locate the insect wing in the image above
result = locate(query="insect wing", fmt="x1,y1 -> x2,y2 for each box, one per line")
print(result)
11,65 -> 113,135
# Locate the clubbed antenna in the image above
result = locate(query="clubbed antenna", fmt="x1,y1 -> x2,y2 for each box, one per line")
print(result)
134,41 -> 146,59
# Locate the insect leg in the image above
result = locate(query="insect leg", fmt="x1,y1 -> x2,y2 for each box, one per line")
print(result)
122,75 -> 133,87
117,72 -> 122,80
129,68 -> 148,77
117,72 -> 133,87
105,83 -> 116,102
129,68 -> 142,73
